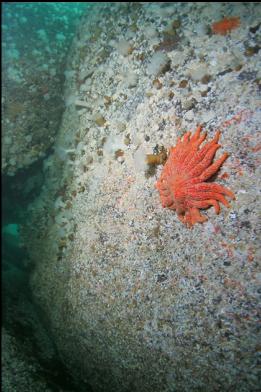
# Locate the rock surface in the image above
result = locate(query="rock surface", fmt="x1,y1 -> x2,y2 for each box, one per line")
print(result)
2,3 -> 87,176
22,3 -> 261,391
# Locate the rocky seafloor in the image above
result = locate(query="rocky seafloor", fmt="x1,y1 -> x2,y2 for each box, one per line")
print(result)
2,2 -> 87,176
20,3 -> 260,391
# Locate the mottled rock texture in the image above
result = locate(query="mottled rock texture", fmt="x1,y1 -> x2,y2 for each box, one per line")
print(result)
23,3 -> 261,391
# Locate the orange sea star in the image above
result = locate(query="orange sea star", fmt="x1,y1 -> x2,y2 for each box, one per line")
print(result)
211,16 -> 240,35
155,125 -> 235,227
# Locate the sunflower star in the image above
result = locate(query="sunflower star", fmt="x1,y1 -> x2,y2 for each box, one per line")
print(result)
211,16 -> 240,35
155,125 -> 235,227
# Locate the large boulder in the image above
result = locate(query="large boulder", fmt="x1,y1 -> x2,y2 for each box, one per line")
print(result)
23,3 -> 261,391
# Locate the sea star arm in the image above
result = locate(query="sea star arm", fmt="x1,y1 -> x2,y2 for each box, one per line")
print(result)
189,125 -> 202,142
188,125 -> 207,148
185,131 -> 220,173
199,152 -> 229,181
188,144 -> 221,178
180,207 -> 208,226
187,199 -> 220,214
187,190 -> 231,208
181,132 -> 207,169
187,182 -> 235,199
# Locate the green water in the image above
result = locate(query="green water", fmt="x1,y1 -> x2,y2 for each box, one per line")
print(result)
2,3 -> 94,391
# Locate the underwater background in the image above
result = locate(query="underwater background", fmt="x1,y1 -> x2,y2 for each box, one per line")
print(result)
2,2 -> 261,392
2,3 -> 93,391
